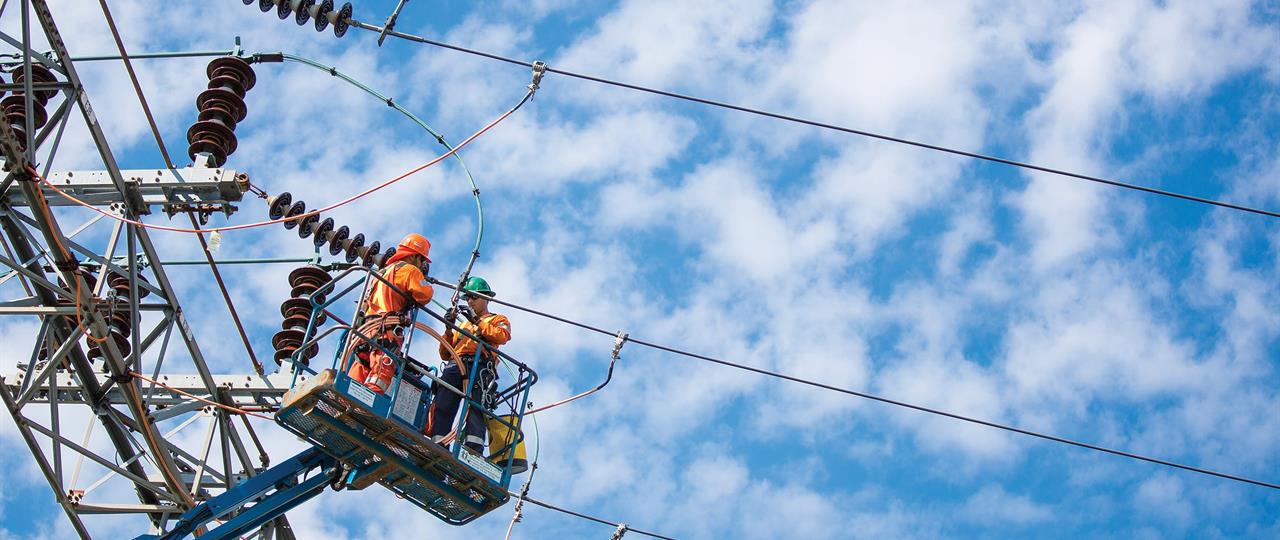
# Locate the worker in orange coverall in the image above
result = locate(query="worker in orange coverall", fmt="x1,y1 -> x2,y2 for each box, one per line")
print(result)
347,233 -> 434,394
428,276 -> 510,453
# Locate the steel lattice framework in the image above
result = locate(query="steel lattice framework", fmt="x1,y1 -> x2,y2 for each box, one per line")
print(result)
0,2 -> 294,538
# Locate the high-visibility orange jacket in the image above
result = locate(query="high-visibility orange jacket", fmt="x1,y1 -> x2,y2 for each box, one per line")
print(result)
441,313 -> 511,361
365,261 -> 434,316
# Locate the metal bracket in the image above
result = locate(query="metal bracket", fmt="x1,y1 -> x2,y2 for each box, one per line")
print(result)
612,331 -> 628,360
528,60 -> 547,94
4,166 -> 247,214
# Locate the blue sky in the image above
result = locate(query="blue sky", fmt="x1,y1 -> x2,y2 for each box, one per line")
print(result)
2,0 -> 1280,538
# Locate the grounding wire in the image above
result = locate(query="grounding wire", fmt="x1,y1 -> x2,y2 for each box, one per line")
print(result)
426,277 -> 1280,492
349,19 -> 1280,220
278,52 -> 486,282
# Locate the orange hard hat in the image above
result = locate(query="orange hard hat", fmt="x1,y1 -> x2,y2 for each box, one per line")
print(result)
393,233 -> 432,263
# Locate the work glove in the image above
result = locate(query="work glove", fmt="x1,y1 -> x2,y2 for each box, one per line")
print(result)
457,304 -> 478,324
460,301 -> 481,322
444,307 -> 457,323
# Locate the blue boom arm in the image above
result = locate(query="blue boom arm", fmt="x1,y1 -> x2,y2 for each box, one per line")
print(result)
135,447 -> 340,540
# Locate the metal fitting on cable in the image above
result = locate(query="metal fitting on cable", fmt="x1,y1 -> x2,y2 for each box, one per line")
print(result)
612,330 -> 628,360
528,60 -> 547,94
610,523 -> 629,540
272,265 -> 331,366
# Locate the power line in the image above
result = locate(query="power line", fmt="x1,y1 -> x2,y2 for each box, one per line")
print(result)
350,19 -> 1280,220
428,278 -> 1280,492
516,493 -> 677,540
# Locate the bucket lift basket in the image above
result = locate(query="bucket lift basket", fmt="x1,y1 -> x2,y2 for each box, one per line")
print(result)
273,266 -> 537,525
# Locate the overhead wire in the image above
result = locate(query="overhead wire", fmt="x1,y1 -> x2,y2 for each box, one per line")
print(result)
514,494 -> 677,540
26,88 -> 533,235
426,278 -> 1280,492
350,20 -> 1280,220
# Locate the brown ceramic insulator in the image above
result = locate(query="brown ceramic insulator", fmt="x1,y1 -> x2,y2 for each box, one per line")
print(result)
108,311 -> 133,339
11,64 -> 58,104
288,265 -> 332,288
196,104 -> 239,132
195,87 -> 247,124
206,56 -> 256,93
2,95 -> 48,130
310,0 -> 334,32
267,192 -> 293,220
206,74 -> 247,98
271,328 -> 318,365
282,201 -> 307,230
289,284 -> 326,300
280,297 -> 321,320
106,272 -> 151,299
281,311 -> 328,331
185,120 -> 236,166
297,213 -> 321,239
311,218 -> 335,248
325,225 -> 349,256
341,233 -> 365,264
87,330 -> 131,360
374,246 -> 398,268
358,240 -> 382,267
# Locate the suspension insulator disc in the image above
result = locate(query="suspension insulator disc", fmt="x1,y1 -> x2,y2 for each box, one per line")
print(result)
333,2 -> 353,38
312,218 -> 335,248
327,225 -> 349,256
282,201 -> 307,229
294,0 -> 316,24
297,213 -> 321,239
267,192 -> 293,220
312,0 -> 334,31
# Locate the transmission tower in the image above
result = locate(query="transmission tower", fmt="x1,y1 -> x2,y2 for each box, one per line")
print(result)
0,2 -> 297,538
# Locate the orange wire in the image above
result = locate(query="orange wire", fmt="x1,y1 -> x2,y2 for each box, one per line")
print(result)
25,97 -> 523,235
131,372 -> 274,421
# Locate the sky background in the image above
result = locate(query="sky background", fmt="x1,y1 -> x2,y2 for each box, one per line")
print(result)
2,0 -> 1280,538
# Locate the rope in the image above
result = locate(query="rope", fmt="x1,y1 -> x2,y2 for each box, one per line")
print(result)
351,20 -> 1280,220
26,89 -> 532,235
426,278 -> 1280,492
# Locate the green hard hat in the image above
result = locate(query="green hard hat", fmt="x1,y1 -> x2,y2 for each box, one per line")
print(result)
462,276 -> 495,297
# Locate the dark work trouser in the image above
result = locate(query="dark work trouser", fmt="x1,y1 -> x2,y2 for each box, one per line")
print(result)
429,362 -> 488,453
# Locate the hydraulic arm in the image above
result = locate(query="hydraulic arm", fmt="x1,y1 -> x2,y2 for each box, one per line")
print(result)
136,448 -> 339,540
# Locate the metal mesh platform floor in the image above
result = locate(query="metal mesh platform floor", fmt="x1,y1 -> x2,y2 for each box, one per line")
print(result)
275,370 -> 509,525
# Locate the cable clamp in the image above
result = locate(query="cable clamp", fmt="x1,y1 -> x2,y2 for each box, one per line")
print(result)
612,331 -> 628,360
610,523 -> 629,540
528,61 -> 547,94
